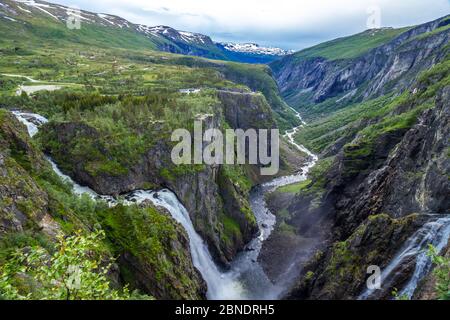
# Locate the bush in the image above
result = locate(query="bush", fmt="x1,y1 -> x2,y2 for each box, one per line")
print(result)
0,231 -> 151,300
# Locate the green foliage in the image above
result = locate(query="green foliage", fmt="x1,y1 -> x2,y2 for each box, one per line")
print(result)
392,288 -> 409,300
295,58 -> 450,154
428,245 -> 450,300
293,94 -> 398,153
289,157 -> 334,197
0,231 -> 151,300
277,179 -> 312,194
99,205 -> 176,267
221,215 -> 242,246
290,28 -> 408,61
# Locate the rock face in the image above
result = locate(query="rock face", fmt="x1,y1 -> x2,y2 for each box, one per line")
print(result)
0,111 -> 51,235
288,214 -> 424,299
271,16 -> 450,110
101,203 -> 207,300
262,15 -> 450,299
286,85 -> 450,299
38,90 -> 290,265
0,110 -> 206,300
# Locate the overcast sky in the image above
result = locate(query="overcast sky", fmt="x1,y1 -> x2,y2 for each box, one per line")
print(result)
52,0 -> 450,50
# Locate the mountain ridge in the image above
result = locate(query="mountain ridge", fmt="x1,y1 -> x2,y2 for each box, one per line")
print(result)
0,0 -> 290,63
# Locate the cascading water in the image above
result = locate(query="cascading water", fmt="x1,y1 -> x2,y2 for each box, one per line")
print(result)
12,111 -> 242,299
123,190 -> 244,300
359,215 -> 450,299
12,108 -> 318,300
221,108 -> 319,299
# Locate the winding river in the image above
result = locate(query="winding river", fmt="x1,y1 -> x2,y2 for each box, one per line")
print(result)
14,108 -> 448,300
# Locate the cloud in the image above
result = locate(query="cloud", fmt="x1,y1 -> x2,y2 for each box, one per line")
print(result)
52,0 -> 450,49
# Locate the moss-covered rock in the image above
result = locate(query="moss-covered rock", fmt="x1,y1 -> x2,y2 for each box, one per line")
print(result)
99,203 -> 207,300
289,213 -> 423,299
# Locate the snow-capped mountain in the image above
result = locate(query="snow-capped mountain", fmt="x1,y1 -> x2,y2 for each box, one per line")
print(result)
139,25 -> 215,46
0,0 -> 292,63
220,42 -> 293,56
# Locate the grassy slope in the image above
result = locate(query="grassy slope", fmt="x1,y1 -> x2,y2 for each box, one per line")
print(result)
295,57 -> 450,155
0,8 -> 298,269
292,27 -> 408,61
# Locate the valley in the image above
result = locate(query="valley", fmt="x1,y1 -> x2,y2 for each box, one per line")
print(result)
0,0 -> 449,302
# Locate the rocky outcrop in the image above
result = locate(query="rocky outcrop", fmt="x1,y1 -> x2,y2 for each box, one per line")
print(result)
271,16 -> 450,111
288,214 -> 424,299
0,110 -> 55,236
217,90 -> 275,131
101,203 -> 207,300
284,83 -> 450,299
38,90 -> 291,265
0,109 -> 208,300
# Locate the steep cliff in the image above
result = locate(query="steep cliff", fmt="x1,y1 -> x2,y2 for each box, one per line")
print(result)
36,89 -> 297,265
281,60 -> 450,299
0,110 -> 206,300
271,15 -> 450,118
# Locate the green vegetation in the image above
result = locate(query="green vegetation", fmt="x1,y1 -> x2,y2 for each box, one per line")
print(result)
277,180 -> 311,194
0,2 -> 299,287
278,157 -> 334,199
217,164 -> 257,248
221,215 -> 243,246
294,58 -> 450,154
0,231 -> 150,300
290,28 -> 408,61
25,90 -> 218,178
428,245 -> 450,300
0,109 -> 204,299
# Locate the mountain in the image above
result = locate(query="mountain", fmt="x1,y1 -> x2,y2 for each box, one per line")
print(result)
220,42 -> 293,56
0,0 -> 288,63
271,16 -> 450,116
217,42 -> 293,63
0,0 -> 304,300
258,15 -> 450,299
0,0 -> 449,301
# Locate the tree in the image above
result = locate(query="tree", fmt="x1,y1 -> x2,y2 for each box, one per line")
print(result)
0,231 -> 151,300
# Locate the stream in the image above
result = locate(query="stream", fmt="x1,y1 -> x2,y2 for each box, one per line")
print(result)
15,108 -> 447,300
13,109 -> 318,300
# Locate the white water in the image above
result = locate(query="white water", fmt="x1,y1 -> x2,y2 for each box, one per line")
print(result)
12,108 -> 318,300
12,110 -> 242,299
359,215 -> 450,299
219,108 -> 319,299
123,190 -> 244,300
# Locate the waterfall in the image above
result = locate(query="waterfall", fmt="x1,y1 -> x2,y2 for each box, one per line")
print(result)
124,190 -> 244,300
12,110 -> 242,300
12,108 -> 319,300
359,215 -> 450,299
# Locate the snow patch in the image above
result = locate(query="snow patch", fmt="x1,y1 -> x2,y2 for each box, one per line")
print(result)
220,42 -> 293,56
16,0 -> 60,20
1,15 -> 17,22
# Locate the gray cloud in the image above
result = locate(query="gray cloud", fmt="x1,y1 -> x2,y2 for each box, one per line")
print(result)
51,0 -> 449,50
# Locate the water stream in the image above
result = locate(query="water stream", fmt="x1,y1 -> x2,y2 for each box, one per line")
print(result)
12,109 -> 317,300
359,215 -> 450,299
